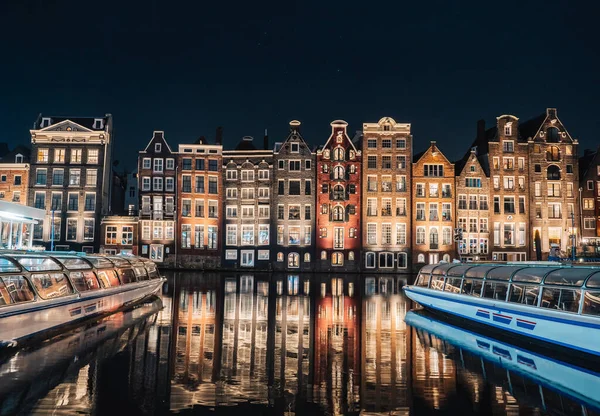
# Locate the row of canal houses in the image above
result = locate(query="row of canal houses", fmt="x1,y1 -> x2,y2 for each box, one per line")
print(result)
6,109 -> 599,272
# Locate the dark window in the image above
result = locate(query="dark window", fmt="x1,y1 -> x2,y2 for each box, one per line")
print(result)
349,184 -> 356,194
182,176 -> 192,192
196,159 -> 205,170
278,205 -> 284,219
208,160 -> 218,171
208,177 -> 218,194
547,165 -> 561,180
494,196 -> 500,214
195,176 -> 204,193
183,159 -> 192,170
566,164 -> 573,174
305,181 -> 311,195
534,164 -> 541,173
546,127 -> 560,143
14,176 -> 21,185
289,181 -> 300,195
278,180 -> 285,195
304,205 -> 311,220
322,184 -> 328,194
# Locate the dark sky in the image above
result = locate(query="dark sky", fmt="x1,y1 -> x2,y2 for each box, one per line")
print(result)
1,0 -> 598,170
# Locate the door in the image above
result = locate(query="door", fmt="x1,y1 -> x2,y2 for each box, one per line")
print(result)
150,244 -> 164,262
428,253 -> 439,264
241,250 -> 254,267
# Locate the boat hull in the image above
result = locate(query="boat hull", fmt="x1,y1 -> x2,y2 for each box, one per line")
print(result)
0,279 -> 164,346
404,286 -> 600,357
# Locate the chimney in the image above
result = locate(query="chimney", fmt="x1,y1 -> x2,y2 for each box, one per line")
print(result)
290,120 -> 301,132
263,128 -> 269,150
477,119 -> 485,141
215,126 -> 223,145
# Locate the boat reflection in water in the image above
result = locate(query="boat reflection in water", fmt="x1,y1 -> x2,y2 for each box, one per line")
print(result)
406,309 -> 600,415
0,296 -> 164,415
5,272 -> 600,415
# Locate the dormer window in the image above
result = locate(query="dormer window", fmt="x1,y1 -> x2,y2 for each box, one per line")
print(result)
291,143 -> 299,153
504,122 -> 512,136
15,154 -> 23,163
383,125 -> 390,131
41,117 -> 51,128
93,118 -> 104,130
155,143 -> 162,152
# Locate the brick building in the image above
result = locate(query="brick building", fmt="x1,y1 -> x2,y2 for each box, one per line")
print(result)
580,147 -> 600,255
361,117 -> 412,271
272,121 -> 316,271
29,114 -> 113,252
138,131 -> 176,263
0,145 -> 30,206
222,135 -> 273,268
412,141 -> 455,265
177,137 -> 223,268
455,146 -> 490,261
316,120 -> 361,271
100,215 -> 139,255
524,108 -> 579,259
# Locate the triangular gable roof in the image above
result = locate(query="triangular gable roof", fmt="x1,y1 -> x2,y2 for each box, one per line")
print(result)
519,109 -> 575,143
320,120 -> 359,153
458,151 -> 488,177
413,142 -> 453,166
38,119 -> 94,133
278,121 -> 312,153
580,146 -> 600,179
141,131 -> 174,153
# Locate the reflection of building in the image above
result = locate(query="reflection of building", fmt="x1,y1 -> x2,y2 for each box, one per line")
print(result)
316,121 -> 362,271
580,148 -> 600,253
455,147 -> 490,261
313,275 -> 360,414
177,138 -> 223,268
412,142 -> 456,265
272,121 -> 316,271
29,114 -> 113,252
222,136 -> 273,268
138,131 -> 176,263
362,276 -> 410,413
362,118 -> 412,271
100,215 -> 138,255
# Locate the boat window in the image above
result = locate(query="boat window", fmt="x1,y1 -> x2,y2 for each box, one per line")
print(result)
415,273 -> 430,287
432,264 -> 454,276
69,271 -> 101,291
544,269 -> 588,287
145,264 -> 159,279
0,257 -> 21,273
487,266 -> 524,281
444,277 -> 462,293
107,257 -> 132,267
512,268 -> 555,283
30,273 -> 74,299
585,272 -> 600,288
582,290 -> 600,316
84,257 -> 115,269
14,256 -> 62,272
419,264 -> 438,275
465,266 -> 498,279
54,257 -> 92,270
430,276 -> 445,291
540,287 -> 580,313
461,279 -> 483,297
0,275 -> 35,305
446,265 -> 474,277
482,281 -> 509,301
508,284 -> 539,306
118,268 -> 137,284
133,266 -> 149,281
97,269 -> 121,288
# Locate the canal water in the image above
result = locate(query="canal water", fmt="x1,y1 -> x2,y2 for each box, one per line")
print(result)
1,271 -> 599,415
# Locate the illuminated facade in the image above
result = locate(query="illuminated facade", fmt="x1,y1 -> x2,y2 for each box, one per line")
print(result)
316,120 -> 362,271
272,121 -> 316,271
362,117 -> 412,271
222,136 -> 273,268
580,148 -> 600,253
177,139 -> 223,269
0,146 -> 30,206
100,215 -> 139,255
455,148 -> 490,261
412,142 -> 456,265
28,114 -> 113,252
138,131 -> 176,263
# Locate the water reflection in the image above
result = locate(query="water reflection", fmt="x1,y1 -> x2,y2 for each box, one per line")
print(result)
2,272 -> 600,415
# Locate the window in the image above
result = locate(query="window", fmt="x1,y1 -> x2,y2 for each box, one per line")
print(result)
494,196 -> 500,214
546,127 -> 560,142
208,160 -> 218,171
382,156 -> 392,169
424,164 -> 443,177
331,252 -> 343,266
51,218 -> 61,241
84,169 -> 97,187
153,177 -> 163,191
442,203 -> 451,220
50,168 -> 63,186
547,165 -> 561,180
241,188 -> 255,199
153,159 -> 163,172
37,148 -> 49,163
69,169 -> 81,186
182,158 -> 192,170
503,197 -> 515,214
162,177 -> 173,192
195,176 -> 204,193
548,203 -> 561,219
396,198 -> 407,216
503,176 -> 514,190
288,226 -> 300,245
367,198 -> 377,216
181,225 -> 191,248
503,158 -> 514,170
278,160 -> 285,170
395,223 -> 407,245
416,227 -> 425,244
416,183 -> 425,197
548,183 -> 561,197
241,170 -> 254,181
305,160 -> 311,170
142,158 -> 151,169
584,218 -> 596,229
226,225 -> 237,246
242,206 -> 254,218
53,148 -> 66,163
289,160 -> 301,171
518,223 -> 526,246
83,219 -> 94,240
381,139 -> 392,149
429,183 -> 438,197
182,199 -> 192,217
71,149 -> 82,164
458,195 -> 467,210
465,178 -> 481,188
194,225 -> 204,248
196,159 -> 205,170
226,205 -> 237,218
291,142 -> 300,153
84,193 -> 96,211
429,228 -> 439,247
208,177 -> 218,194
226,188 -> 237,199
504,122 -> 512,136
278,205 -> 284,220
305,226 -> 311,244
166,158 -> 175,170
584,199 -> 594,210
304,205 -> 311,220
367,139 -> 377,149
208,200 -> 218,218
503,223 -> 514,245
443,227 -> 452,245
332,205 -> 344,221
36,168 -> 47,185
587,181 -> 594,190
289,180 -> 300,195
469,195 -> 477,210
182,175 -> 192,193
396,138 -> 406,149
66,219 -> 78,241
289,205 -> 300,220
155,143 -> 162,152
333,165 -> 344,180
304,180 -> 311,195
518,158 -> 525,171
333,147 -> 345,161
502,141 -> 514,152
334,227 -> 344,249
226,170 -> 237,180
367,156 -> 377,169
535,164 -> 541,173
416,202 -> 425,221
429,203 -> 438,221
67,193 -> 78,211
241,225 -> 254,245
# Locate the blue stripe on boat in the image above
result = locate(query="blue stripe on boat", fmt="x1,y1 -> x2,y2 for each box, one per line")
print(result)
517,355 -> 537,369
69,307 -> 82,317
493,313 -> 512,325
492,346 -> 512,360
476,309 -> 490,319
476,340 -> 490,350
516,318 -> 537,330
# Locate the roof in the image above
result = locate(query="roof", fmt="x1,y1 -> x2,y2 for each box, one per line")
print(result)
234,136 -> 257,151
517,112 -> 546,142
580,147 -> 599,179
34,114 -> 112,131
0,145 -> 30,163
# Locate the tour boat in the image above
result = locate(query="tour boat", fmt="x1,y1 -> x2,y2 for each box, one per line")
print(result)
403,263 -> 600,358
0,251 -> 164,347
405,310 -> 600,411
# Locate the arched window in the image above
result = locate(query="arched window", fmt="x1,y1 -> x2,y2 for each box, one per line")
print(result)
349,150 -> 355,160
416,227 -> 425,244
430,228 -> 439,247
288,253 -> 299,268
333,147 -> 345,161
365,252 -> 376,268
277,252 -> 284,262
349,164 -> 356,174
443,228 -> 452,245
443,254 -> 451,262
546,127 -> 560,143
332,205 -> 344,221
417,253 -> 425,263
323,149 -> 330,159
333,185 -> 345,200
333,165 -> 345,179
348,251 -> 355,260
546,146 -> 560,161
304,253 -> 310,263
320,250 -> 327,260
332,252 -> 344,266
547,165 -> 561,180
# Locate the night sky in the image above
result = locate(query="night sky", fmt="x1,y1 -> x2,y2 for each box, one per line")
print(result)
1,0 -> 598,170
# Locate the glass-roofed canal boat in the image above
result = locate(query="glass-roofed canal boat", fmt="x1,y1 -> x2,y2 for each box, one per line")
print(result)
0,252 -> 164,348
403,263 -> 600,359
